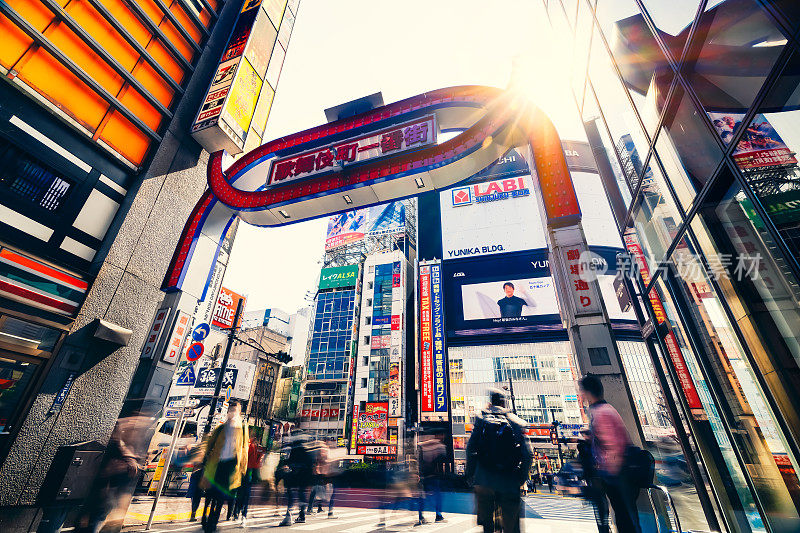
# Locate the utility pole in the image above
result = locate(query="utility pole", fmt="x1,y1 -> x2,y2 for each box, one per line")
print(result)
550,408 -> 563,469
204,297 -> 244,434
507,374 -> 517,414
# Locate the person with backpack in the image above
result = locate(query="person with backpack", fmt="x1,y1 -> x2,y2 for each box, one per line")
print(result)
579,374 -> 642,533
466,388 -> 532,533
417,433 -> 447,525
279,434 -> 314,526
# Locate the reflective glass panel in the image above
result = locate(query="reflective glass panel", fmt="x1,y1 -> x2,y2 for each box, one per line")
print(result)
595,0 -> 674,134
583,91 -> 634,210
656,85 -> 724,209
685,0 -> 788,125
669,235 -> 800,530
639,0 -> 701,59
653,276 -> 767,532
571,0 -> 594,110
0,356 -> 38,433
629,157 -> 685,272
727,52 -> 800,265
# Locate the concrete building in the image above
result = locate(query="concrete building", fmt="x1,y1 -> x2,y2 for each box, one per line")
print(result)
0,0 -> 299,529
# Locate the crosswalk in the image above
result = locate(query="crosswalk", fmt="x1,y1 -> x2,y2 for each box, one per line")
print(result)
132,500 -> 597,533
523,495 -> 596,521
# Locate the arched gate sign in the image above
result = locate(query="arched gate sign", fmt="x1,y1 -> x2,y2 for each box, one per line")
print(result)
163,85 -> 643,443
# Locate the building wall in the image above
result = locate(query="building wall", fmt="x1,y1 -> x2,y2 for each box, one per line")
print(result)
546,1 -> 800,530
0,0 -> 301,526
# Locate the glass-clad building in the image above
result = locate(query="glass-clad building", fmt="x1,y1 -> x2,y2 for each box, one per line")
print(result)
544,0 -> 800,531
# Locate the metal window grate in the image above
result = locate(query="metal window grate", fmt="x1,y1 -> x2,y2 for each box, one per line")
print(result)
0,140 -> 72,212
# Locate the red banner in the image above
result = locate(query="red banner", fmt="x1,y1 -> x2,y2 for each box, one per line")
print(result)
212,287 -> 246,329
419,266 -> 434,412
623,232 -> 703,411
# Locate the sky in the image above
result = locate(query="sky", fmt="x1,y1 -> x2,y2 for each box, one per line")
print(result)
223,0 -> 585,314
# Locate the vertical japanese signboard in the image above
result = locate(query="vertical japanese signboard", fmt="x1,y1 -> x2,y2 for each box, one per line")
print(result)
623,231 -> 704,418
430,263 -> 447,416
350,403 -> 359,452
162,311 -> 191,364
419,265 -> 434,414
141,308 -> 169,358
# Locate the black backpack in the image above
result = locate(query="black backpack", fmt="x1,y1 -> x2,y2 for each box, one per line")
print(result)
476,412 -> 525,475
624,445 -> 655,489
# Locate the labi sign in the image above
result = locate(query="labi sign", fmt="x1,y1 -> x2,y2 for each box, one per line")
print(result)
319,265 -> 359,289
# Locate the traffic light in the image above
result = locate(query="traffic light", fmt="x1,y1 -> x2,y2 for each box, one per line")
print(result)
274,350 -> 291,364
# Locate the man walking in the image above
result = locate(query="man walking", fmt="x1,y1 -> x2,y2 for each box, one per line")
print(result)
200,400 -> 249,533
579,374 -> 641,533
417,433 -> 447,525
466,389 -> 532,533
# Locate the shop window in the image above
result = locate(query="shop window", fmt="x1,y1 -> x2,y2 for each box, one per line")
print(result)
722,51 -> 800,264
0,139 -> 73,212
671,238 -> 800,524
0,356 -> 39,434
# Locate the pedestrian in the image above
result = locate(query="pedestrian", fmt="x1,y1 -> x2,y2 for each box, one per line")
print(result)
547,471 -> 554,493
579,374 -> 641,533
466,388 -> 532,533
200,400 -> 249,533
188,464 -> 205,522
579,428 -> 609,533
417,434 -> 447,525
233,434 -> 264,526
279,434 -> 314,526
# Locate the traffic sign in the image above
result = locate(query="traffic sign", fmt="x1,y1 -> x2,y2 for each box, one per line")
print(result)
225,386 -> 232,401
186,342 -> 204,362
176,364 -> 196,386
192,323 -> 211,342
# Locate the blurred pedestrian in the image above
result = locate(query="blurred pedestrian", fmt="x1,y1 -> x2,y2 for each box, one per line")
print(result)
233,433 -> 264,526
579,428 -> 609,533
279,434 -> 313,526
200,400 -> 249,533
579,374 -> 641,533
466,388 -> 532,533
417,434 -> 447,525
547,471 -> 554,493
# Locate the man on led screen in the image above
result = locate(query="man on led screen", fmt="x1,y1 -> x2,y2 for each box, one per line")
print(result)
497,282 -> 529,317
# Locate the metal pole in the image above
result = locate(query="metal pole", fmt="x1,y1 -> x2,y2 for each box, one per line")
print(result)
508,374 -> 516,414
204,297 -> 244,434
146,319 -> 196,530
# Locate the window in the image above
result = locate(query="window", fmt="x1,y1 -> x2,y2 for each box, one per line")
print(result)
366,298 -> 372,307
362,356 -> 368,366
363,336 -> 370,345
0,139 -> 73,212
365,316 -> 371,325
361,378 -> 367,388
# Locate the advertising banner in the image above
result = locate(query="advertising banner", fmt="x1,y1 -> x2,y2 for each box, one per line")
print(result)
191,0 -> 263,144
440,175 -> 547,260
709,112 -> 798,170
357,402 -> 389,445
325,202 -> 406,250
442,250 -> 561,337
430,263 -> 447,414
623,231 -> 704,416
388,360 -> 401,416
419,266 -> 434,412
162,311 -> 191,364
212,287 -> 246,329
319,265 -> 359,289
268,116 -> 436,187
186,359 -> 256,400
350,403 -> 359,452
141,308 -> 169,359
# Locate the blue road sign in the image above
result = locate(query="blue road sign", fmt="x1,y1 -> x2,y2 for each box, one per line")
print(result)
186,342 -> 204,362
176,364 -> 196,386
192,323 -> 211,342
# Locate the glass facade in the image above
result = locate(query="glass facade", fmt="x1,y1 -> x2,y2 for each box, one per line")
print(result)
307,289 -> 356,381
550,0 -> 800,530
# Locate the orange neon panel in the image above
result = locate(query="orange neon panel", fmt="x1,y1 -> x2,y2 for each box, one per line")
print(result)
144,38 -> 185,84
100,0 -> 156,46
116,82 -> 162,130
132,60 -> 175,108
168,0 -> 202,44
99,108 -> 150,165
6,0 -> 55,33
44,21 -> 125,98
137,0 -> 194,62
65,0 -> 139,71
15,49 -> 109,132
0,15 -> 33,70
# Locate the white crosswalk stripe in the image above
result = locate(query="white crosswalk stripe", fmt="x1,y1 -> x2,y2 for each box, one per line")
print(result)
524,496 -> 596,521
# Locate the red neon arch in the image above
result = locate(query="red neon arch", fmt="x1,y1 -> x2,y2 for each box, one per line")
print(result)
163,86 -> 579,292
